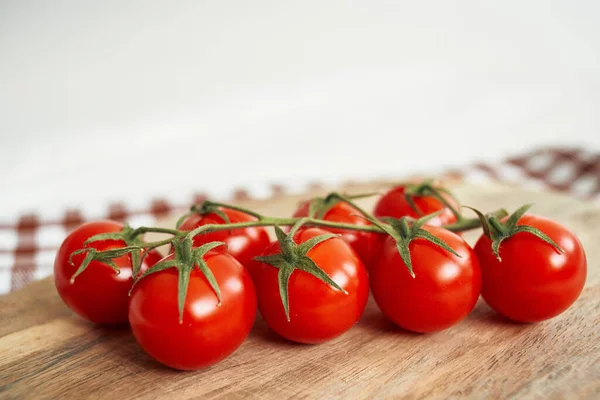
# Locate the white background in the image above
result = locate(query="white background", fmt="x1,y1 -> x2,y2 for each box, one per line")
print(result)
1,1 -> 599,220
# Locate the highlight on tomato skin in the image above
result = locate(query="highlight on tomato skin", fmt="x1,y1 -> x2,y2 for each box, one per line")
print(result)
53,220 -> 160,325
373,185 -> 459,227
250,228 -> 370,344
369,226 -> 482,333
128,251 -> 257,371
475,214 -> 587,323
178,208 -> 271,268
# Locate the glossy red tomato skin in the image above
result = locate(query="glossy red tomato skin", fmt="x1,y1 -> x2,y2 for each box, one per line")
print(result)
475,214 -> 587,323
293,201 -> 384,269
373,186 -> 458,227
129,251 -> 256,370
250,228 -> 369,344
178,208 -> 271,268
370,226 -> 481,333
54,220 -> 160,325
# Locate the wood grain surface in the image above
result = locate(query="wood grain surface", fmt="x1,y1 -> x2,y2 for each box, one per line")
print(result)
1,182 -> 599,400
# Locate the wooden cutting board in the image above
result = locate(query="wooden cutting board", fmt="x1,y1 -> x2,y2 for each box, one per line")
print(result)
1,182 -> 599,400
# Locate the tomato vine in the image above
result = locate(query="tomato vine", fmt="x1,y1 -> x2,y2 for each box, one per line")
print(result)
67,192 -> 507,322
54,183 -> 587,369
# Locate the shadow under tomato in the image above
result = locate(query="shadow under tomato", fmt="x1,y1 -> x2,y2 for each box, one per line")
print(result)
353,301 -> 425,338
97,326 -> 242,374
357,308 -> 397,332
56,314 -> 169,372
467,300 -> 526,326
359,315 -> 430,337
82,321 -> 182,373
248,313 -> 316,347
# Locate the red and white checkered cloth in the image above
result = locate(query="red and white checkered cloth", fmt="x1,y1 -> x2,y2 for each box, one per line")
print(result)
1,147 -> 598,294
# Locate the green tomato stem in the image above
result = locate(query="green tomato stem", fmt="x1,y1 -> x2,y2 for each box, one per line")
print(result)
328,192 -> 379,222
184,216 -> 385,243
443,208 -> 508,232
138,237 -> 176,249
198,200 -> 266,220
132,226 -> 183,237
93,204 -> 508,262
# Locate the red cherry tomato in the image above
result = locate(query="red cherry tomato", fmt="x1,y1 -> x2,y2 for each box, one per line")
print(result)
251,228 -> 369,344
475,214 -> 587,322
370,226 -> 481,333
179,208 -> 270,267
293,201 -> 383,269
129,251 -> 256,370
373,185 -> 458,226
54,220 -> 160,324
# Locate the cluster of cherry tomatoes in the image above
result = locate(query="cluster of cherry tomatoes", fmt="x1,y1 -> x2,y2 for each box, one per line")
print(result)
54,183 -> 587,371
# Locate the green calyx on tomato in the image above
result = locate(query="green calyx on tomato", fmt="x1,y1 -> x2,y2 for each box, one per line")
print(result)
467,204 -> 564,261
254,220 -> 348,321
366,212 -> 461,278
403,179 -> 462,220
304,192 -> 378,219
132,239 -> 226,323
68,224 -> 144,283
